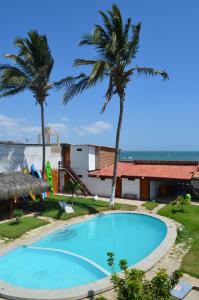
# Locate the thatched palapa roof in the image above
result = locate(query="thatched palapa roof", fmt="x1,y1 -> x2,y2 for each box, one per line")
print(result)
0,172 -> 50,200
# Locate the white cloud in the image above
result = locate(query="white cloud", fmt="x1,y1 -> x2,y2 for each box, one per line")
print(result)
61,117 -> 69,122
0,114 -> 112,142
74,121 -> 112,136
0,115 -> 21,127
0,115 -> 40,139
47,123 -> 70,134
21,126 -> 41,133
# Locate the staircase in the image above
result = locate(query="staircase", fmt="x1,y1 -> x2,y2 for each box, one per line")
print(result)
58,161 -> 91,196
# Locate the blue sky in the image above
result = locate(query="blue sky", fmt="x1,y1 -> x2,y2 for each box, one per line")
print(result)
0,0 -> 198,150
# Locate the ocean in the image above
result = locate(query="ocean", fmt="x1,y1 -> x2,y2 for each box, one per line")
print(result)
120,151 -> 199,161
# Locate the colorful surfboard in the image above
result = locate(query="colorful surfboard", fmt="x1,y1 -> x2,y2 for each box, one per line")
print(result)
30,164 -> 46,199
45,161 -> 54,196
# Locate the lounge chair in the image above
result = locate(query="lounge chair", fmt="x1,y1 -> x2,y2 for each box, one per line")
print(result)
170,281 -> 193,299
58,201 -> 74,214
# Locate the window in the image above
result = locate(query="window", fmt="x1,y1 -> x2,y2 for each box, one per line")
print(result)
128,177 -> 135,181
101,177 -> 106,181
78,175 -> 83,178
77,148 -> 82,152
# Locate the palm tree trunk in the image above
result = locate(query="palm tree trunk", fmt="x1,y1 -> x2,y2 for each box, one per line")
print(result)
110,96 -> 124,206
40,101 -> 46,178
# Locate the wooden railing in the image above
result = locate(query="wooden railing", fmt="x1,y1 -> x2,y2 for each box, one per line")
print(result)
58,161 -> 91,196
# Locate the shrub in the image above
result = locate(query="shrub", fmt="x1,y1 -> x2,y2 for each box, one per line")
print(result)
96,252 -> 183,300
13,209 -> 23,223
172,195 -> 190,212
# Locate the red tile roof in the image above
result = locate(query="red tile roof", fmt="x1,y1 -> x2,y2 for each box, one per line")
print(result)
192,170 -> 199,179
89,161 -> 198,180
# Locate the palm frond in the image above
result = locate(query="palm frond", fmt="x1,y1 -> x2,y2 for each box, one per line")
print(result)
124,18 -> 131,38
0,64 -> 30,88
98,10 -> 113,37
4,54 -> 34,79
101,76 -> 114,113
79,33 -> 94,46
109,4 -> 123,46
54,74 -> 85,89
15,31 -> 54,80
88,61 -> 107,85
122,22 -> 141,66
63,74 -> 90,104
134,67 -> 169,80
54,76 -> 74,89
0,86 -> 26,98
74,59 -> 97,67
95,25 -> 110,42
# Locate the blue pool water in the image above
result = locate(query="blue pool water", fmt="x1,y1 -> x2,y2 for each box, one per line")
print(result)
0,247 -> 105,289
0,213 -> 167,289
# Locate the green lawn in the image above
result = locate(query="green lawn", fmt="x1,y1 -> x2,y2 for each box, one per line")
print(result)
41,195 -> 136,221
0,196 -> 135,240
158,204 -> 199,278
142,201 -> 159,211
0,217 -> 49,240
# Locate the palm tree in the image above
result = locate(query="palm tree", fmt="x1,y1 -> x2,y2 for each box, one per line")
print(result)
57,4 -> 169,206
0,31 -> 54,177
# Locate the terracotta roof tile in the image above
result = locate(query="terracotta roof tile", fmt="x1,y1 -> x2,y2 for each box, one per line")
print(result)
89,162 -> 198,180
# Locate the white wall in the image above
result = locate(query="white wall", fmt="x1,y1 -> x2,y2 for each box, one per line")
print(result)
122,178 -> 140,199
82,175 -> 112,197
80,176 -> 141,199
70,145 -> 89,174
88,146 -> 96,171
0,144 -> 61,173
70,145 -> 96,174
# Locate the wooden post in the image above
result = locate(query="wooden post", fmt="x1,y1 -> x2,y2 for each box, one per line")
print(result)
10,199 -> 14,219
39,194 -> 44,212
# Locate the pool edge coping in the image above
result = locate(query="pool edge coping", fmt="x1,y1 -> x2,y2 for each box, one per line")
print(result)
0,211 -> 177,300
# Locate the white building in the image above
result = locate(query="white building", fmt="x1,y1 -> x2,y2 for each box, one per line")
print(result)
59,144 -> 115,197
59,144 -> 196,200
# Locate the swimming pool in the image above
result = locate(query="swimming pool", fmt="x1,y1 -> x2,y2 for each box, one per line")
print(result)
0,212 -> 176,299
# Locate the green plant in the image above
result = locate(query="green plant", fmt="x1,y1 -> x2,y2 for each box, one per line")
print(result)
13,209 -> 23,223
172,195 -> 190,212
64,180 -> 83,206
104,252 -> 183,300
57,4 -> 168,206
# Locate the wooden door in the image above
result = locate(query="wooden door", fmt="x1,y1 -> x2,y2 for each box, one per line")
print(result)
115,177 -> 122,198
63,146 -> 70,167
140,178 -> 150,200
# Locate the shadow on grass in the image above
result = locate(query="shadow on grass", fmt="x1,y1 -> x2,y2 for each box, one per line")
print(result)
73,201 -> 101,214
171,208 -> 188,214
55,210 -> 64,220
42,198 -> 113,220
9,221 -> 21,226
